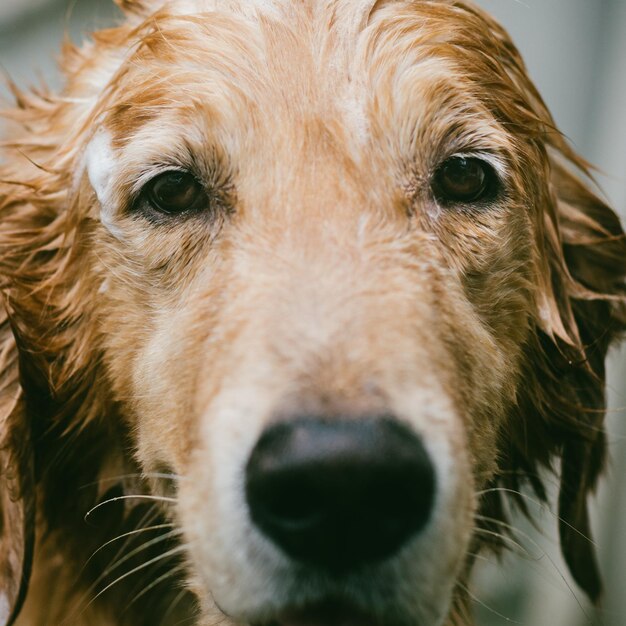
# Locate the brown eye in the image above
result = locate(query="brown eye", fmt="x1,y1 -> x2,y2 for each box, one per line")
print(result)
145,171 -> 206,214
432,157 -> 498,204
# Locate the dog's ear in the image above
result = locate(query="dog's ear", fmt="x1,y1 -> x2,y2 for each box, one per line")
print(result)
535,148 -> 626,602
460,2 -> 626,602
0,318 -> 35,626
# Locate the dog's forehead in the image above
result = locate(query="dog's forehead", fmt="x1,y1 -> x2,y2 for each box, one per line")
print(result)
99,1 -> 510,142
83,0 -> 523,205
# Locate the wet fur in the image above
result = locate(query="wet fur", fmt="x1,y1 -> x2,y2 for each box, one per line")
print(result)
1,1 -> 625,625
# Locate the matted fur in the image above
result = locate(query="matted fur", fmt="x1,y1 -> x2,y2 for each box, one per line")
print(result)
1,1 -> 625,625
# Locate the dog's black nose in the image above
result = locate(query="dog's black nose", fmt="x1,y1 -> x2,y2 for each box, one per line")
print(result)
245,416 -> 435,571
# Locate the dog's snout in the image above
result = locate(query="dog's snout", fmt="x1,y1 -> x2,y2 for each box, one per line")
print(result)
245,416 -> 436,571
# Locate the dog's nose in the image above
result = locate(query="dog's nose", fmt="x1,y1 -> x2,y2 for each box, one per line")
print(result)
245,416 -> 435,571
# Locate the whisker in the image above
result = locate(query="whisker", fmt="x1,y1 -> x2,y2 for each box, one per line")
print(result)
472,527 -> 529,557
97,529 -> 183,586
173,616 -> 203,626
466,551 -> 496,565
475,514 -> 546,546
476,487 -> 597,547
81,523 -> 174,571
65,509 -> 173,625
66,504 -> 172,626
79,473 -> 184,491
456,581 -> 521,624
164,588 -> 192,625
125,563 -> 187,612
84,494 -> 177,521
473,514 -> 592,622
81,545 -> 187,613
144,472 -> 183,481
105,505 -> 162,571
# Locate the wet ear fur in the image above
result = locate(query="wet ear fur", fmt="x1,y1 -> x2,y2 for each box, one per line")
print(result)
548,154 -> 626,602
0,313 -> 34,626
450,0 -> 626,603
456,2 -> 626,604
500,145 -> 626,603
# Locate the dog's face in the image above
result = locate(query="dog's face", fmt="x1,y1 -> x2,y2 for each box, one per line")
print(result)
84,2 -> 533,623
1,1 -> 625,626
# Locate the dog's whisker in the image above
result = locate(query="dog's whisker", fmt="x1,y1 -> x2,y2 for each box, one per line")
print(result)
82,545 -> 188,614
124,563 -> 188,612
79,472 -> 185,491
81,523 -> 175,571
173,616 -> 203,626
81,505 -> 164,609
164,587 -> 195,625
105,504 -> 163,571
98,529 -> 183,583
456,581 -> 522,624
476,487 -> 598,547
471,527 -> 529,558
84,494 -> 178,522
66,527 -> 183,623
143,472 -> 184,481
473,515 -> 593,622
465,551 -> 498,564
475,514 -> 539,545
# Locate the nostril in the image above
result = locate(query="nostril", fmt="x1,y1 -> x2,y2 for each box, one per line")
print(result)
251,472 -> 327,532
245,416 -> 436,571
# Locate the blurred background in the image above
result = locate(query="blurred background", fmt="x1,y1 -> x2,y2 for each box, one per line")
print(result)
1,1 -> 625,624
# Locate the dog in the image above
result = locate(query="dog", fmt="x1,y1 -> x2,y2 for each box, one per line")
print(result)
1,1 -> 625,624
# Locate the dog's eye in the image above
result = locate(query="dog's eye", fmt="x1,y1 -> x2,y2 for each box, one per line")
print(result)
145,171 -> 207,214
432,157 -> 497,205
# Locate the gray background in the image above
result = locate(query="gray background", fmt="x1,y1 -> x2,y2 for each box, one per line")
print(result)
1,1 -> 625,625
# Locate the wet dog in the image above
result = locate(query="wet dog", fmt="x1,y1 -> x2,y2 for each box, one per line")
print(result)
1,1 -> 625,625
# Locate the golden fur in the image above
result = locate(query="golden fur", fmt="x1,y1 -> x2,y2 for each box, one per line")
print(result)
1,1 -> 625,625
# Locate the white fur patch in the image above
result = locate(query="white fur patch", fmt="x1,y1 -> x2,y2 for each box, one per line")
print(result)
85,129 -> 116,205
85,130 -> 125,240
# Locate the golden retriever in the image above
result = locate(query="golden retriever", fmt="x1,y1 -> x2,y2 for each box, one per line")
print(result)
1,1 -> 625,625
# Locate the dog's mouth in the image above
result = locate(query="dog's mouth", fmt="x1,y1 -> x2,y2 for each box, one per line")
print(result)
256,600 -> 380,626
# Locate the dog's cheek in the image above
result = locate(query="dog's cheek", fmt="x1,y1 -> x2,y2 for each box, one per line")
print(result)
126,313 -> 209,474
443,290 -> 520,491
